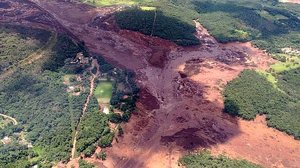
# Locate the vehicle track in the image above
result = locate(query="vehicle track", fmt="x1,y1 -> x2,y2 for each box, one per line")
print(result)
0,113 -> 18,125
71,59 -> 100,159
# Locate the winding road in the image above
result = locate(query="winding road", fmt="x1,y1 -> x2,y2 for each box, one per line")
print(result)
0,114 -> 18,125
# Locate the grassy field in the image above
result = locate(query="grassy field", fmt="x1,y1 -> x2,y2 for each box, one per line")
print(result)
270,54 -> 300,73
257,53 -> 300,91
257,71 -> 278,88
94,81 -> 113,104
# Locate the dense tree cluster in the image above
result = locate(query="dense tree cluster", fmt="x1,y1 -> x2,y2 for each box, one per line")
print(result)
278,68 -> 300,99
115,6 -> 200,46
0,26 -> 91,166
94,55 -> 140,122
42,36 -> 88,71
191,0 -> 300,54
76,96 -> 110,154
0,70 -> 87,165
110,69 -> 139,121
0,143 -> 37,168
224,70 -> 300,139
79,159 -> 96,168
0,21 -> 142,166
179,151 -> 261,168
111,0 -> 300,53
0,25 -> 51,72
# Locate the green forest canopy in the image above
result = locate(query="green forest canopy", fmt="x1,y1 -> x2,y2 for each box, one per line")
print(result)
179,151 -> 261,168
0,25 -> 139,167
224,69 -> 300,139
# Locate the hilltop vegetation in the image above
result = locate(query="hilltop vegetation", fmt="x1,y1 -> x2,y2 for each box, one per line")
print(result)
115,4 -> 200,46
80,0 -> 200,46
191,0 -> 300,54
224,69 -> 300,139
179,151 -> 261,168
81,0 -> 300,50
0,25 -> 51,72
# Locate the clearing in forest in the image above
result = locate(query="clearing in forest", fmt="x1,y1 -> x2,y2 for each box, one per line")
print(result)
94,82 -> 113,104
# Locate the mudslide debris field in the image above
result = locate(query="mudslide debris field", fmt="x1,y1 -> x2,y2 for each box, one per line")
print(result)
1,0 -> 300,168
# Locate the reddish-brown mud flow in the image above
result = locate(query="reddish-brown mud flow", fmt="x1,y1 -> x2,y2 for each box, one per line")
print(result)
1,1 -> 300,168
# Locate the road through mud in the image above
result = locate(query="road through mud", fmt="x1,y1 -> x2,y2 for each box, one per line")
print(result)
2,1 -> 300,168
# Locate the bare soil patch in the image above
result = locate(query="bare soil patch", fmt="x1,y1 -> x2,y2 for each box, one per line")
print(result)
137,88 -> 160,111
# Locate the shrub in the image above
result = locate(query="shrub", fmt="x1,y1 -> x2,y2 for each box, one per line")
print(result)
98,133 -> 114,148
179,150 -> 261,168
96,151 -> 107,161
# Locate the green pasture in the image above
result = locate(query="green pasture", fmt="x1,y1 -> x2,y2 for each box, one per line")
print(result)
94,81 -> 113,104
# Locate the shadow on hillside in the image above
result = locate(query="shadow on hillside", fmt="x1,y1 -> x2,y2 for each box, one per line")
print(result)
192,1 -> 300,38
113,7 -> 200,46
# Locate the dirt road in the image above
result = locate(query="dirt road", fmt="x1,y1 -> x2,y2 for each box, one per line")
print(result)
71,59 -> 100,159
0,114 -> 18,125
4,1 -> 300,168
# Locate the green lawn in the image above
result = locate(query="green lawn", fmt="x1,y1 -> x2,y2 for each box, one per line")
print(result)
94,82 -> 113,104
271,61 -> 300,73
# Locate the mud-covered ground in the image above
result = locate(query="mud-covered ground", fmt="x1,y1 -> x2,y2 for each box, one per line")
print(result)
2,1 -> 300,168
